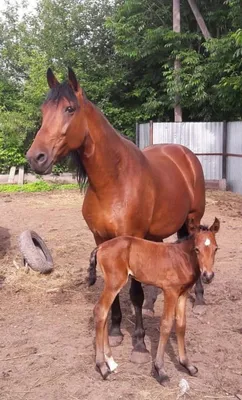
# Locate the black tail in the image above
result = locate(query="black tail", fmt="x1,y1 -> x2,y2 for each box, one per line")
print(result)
88,247 -> 98,286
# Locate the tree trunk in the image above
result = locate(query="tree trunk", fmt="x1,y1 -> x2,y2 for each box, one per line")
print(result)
187,0 -> 212,40
173,0 -> 182,122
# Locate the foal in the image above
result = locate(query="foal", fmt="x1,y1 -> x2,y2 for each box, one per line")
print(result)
88,218 -> 220,383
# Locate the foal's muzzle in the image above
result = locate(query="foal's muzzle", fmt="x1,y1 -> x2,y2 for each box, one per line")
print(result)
201,271 -> 214,284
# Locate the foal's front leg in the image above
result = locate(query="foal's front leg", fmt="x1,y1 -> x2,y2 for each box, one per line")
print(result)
194,276 -> 205,306
130,278 -> 151,363
176,293 -> 198,376
154,290 -> 178,385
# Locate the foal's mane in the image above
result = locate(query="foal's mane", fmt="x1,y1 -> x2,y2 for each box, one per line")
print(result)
175,224 -> 209,244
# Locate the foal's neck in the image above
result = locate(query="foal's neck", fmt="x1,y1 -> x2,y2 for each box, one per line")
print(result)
80,101 -> 140,190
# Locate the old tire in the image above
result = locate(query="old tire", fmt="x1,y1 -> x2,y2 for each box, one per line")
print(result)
19,230 -> 53,274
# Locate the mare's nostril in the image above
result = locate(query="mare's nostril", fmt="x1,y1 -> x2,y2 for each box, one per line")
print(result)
36,153 -> 47,164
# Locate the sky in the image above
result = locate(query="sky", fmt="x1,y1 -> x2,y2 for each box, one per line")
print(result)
0,0 -> 37,18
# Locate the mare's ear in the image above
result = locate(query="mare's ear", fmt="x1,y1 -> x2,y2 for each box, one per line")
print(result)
188,217 -> 198,234
47,68 -> 59,89
210,217 -> 220,234
68,67 -> 80,92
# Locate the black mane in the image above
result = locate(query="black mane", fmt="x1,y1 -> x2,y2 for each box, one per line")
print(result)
45,82 -> 79,107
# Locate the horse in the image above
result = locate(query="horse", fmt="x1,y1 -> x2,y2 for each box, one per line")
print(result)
26,67 -> 206,364
88,217 -> 220,384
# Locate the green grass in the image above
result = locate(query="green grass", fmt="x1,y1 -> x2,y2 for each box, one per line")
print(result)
0,181 -> 80,193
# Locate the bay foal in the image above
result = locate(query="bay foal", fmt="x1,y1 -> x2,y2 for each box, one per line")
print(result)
88,218 -> 220,384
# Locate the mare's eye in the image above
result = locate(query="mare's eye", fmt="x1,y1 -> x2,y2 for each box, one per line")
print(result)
65,106 -> 75,114
194,247 -> 199,254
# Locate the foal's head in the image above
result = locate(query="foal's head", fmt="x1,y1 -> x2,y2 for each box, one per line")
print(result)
26,68 -> 87,174
190,217 -> 220,284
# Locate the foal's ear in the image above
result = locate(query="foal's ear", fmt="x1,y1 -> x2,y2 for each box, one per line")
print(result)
47,68 -> 59,88
68,67 -> 79,92
210,217 -> 220,234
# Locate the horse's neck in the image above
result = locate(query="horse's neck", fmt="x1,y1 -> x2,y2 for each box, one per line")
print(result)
81,101 -> 138,190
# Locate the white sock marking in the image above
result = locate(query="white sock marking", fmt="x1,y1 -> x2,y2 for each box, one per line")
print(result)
105,355 -> 118,372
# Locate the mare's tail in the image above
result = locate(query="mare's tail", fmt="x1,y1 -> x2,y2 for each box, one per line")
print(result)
88,247 -> 98,286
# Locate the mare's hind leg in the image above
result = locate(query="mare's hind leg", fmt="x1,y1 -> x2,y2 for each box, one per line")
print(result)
178,222 -> 205,306
130,278 -> 151,364
109,295 -> 124,347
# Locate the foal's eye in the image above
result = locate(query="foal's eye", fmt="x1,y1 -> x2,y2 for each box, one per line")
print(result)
65,106 -> 75,114
194,247 -> 200,254
215,247 -> 219,252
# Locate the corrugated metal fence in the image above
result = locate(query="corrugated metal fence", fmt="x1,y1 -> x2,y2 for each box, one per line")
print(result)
136,121 -> 242,194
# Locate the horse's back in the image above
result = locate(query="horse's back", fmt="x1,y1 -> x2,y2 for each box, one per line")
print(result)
143,143 -> 205,214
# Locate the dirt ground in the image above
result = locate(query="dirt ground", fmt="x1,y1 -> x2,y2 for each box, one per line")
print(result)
0,189 -> 241,400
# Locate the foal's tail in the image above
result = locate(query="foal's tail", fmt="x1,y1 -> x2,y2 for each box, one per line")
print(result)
88,247 -> 98,286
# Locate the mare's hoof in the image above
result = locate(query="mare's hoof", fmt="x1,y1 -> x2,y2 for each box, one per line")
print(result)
193,298 -> 206,307
109,335 -> 123,347
130,349 -> 151,364
192,305 -> 206,316
96,363 -> 110,380
142,308 -> 154,317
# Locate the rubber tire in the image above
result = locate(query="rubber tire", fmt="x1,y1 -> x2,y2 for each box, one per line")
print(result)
19,230 -> 53,274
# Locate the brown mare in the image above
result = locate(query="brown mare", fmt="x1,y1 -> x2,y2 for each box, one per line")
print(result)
88,218 -> 220,384
26,68 -> 205,364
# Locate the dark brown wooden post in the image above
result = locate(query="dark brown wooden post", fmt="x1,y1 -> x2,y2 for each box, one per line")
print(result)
135,122 -> 140,147
222,121 -> 227,180
173,0 -> 182,122
149,120 -> 153,146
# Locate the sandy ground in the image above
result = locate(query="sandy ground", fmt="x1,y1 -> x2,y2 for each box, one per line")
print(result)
0,189 -> 241,400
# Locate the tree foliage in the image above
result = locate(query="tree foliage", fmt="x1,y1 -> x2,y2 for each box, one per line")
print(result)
0,0 -> 242,172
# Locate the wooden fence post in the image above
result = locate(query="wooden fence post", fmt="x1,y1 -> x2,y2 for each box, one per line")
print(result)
135,122 -> 140,147
149,120 -> 153,146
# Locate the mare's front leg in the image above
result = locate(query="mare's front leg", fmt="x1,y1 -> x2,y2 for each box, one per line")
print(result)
109,294 -> 124,347
143,238 -> 163,316
176,292 -> 198,375
154,289 -> 178,385
130,278 -> 151,363
194,276 -> 205,306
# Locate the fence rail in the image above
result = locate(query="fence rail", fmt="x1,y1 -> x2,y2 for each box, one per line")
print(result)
136,121 -> 242,194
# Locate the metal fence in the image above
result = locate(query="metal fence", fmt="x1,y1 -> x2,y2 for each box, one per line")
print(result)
136,121 -> 242,194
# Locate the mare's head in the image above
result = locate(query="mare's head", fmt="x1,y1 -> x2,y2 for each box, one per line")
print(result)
27,68 -> 87,174
189,217 -> 220,284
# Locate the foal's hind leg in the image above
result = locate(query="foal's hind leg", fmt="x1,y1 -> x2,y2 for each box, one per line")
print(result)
130,278 -> 151,364
94,288 -> 120,379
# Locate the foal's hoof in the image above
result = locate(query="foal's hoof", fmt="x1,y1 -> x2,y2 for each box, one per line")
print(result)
180,361 -> 198,376
109,335 -> 123,347
142,308 -> 154,317
96,363 -> 110,380
130,349 -> 151,364
154,365 -> 170,386
187,365 -> 198,376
